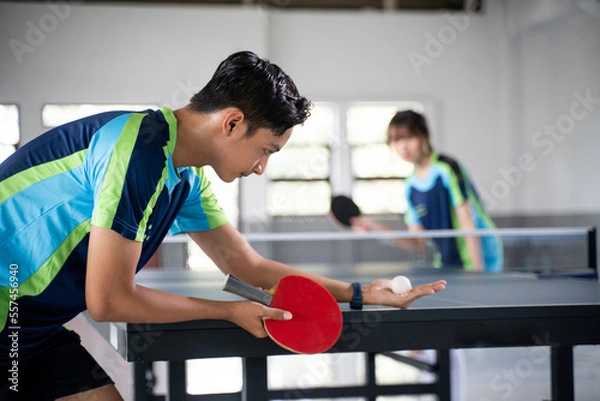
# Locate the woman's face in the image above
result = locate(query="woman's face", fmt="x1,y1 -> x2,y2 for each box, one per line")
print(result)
388,125 -> 430,164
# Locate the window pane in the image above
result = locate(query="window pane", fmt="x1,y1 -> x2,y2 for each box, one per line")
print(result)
0,105 -> 19,164
187,358 -> 242,394
186,166 -> 239,271
186,242 -> 219,271
0,105 -> 19,146
352,144 -> 413,178
288,102 -> 336,146
347,102 -> 425,145
267,181 -> 331,216
353,179 -> 408,214
202,166 -> 239,227
0,145 -> 16,164
269,353 -> 365,390
266,146 -> 330,180
42,104 -> 159,127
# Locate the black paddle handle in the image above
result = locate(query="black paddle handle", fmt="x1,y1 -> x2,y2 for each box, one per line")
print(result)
222,274 -> 273,306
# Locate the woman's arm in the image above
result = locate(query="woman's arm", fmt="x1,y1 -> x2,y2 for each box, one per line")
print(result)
351,216 -> 427,253
455,201 -> 483,271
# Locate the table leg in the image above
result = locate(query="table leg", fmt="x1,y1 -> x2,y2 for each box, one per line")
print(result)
436,349 -> 451,401
366,352 -> 377,401
133,362 -> 155,401
551,345 -> 574,401
242,357 -> 268,401
166,361 -> 187,401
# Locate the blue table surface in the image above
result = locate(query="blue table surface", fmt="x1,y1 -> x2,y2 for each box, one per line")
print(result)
133,266 -> 600,311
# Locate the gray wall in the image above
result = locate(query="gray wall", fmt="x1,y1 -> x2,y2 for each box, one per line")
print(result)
1,0 -> 599,225
1,2 -> 599,399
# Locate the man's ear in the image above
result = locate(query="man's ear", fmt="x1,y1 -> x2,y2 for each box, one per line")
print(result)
222,108 -> 245,136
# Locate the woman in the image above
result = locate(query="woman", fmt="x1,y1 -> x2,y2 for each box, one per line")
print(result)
353,110 -> 502,272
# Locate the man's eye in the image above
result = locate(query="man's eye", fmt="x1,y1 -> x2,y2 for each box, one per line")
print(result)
265,149 -> 274,156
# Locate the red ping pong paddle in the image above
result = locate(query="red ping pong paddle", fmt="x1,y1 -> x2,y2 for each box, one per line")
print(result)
222,274 -> 342,354
330,195 -> 361,227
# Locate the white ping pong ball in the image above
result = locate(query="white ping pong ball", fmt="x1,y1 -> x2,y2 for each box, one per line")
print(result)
391,275 -> 412,294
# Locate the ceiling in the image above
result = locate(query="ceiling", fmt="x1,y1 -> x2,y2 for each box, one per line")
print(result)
43,0 -> 483,12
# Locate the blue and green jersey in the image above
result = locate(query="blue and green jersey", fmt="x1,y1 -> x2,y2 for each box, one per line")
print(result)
404,151 -> 502,271
0,107 -> 228,364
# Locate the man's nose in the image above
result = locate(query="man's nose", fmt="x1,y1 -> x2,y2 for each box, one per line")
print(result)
253,162 -> 264,175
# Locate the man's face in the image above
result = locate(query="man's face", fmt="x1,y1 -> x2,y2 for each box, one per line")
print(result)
214,125 -> 293,183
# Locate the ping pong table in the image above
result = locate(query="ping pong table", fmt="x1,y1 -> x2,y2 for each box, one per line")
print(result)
105,266 -> 600,401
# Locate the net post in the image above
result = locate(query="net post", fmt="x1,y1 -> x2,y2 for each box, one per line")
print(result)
588,226 -> 597,277
588,226 -> 597,268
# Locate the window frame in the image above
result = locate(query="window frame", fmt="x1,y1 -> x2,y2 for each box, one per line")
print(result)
41,103 -> 160,128
266,99 -> 438,219
265,102 -> 338,219
0,104 -> 21,164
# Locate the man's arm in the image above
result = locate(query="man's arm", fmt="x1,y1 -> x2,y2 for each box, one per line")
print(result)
188,224 -> 355,301
84,225 -> 288,337
188,224 -> 445,308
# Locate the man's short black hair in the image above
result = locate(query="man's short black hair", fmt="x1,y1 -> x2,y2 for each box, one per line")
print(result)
190,51 -> 312,136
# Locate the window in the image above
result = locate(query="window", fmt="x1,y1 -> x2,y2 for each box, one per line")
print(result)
347,102 -> 425,214
265,103 -> 336,216
264,101 -> 429,217
0,105 -> 20,164
186,166 -> 239,271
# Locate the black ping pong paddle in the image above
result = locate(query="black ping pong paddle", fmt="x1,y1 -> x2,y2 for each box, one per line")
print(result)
330,195 -> 361,227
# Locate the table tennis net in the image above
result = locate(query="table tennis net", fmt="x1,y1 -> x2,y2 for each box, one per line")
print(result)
154,226 -> 596,278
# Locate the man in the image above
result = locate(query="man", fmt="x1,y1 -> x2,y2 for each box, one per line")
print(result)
0,51 -> 445,400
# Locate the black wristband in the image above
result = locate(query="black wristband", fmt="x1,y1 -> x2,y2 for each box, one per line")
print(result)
349,282 -> 363,310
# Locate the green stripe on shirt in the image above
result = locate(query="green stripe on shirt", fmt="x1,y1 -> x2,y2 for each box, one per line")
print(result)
160,107 -> 178,155
0,150 -> 86,204
92,114 -> 145,231
194,167 -> 229,229
134,108 -> 179,241
136,165 -> 169,241
0,218 -> 91,332
435,160 -> 472,269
